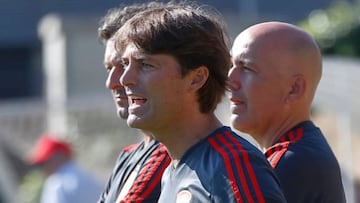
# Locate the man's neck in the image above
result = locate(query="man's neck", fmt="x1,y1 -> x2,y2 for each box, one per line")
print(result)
141,131 -> 154,147
259,117 -> 310,152
155,113 -> 222,167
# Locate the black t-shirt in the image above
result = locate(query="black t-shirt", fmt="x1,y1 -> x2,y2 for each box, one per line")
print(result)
98,140 -> 170,203
265,121 -> 346,203
159,126 -> 286,203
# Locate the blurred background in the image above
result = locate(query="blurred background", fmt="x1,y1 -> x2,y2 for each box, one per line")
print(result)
0,0 -> 359,202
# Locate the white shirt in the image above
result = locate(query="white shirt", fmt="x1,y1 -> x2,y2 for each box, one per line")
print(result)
40,161 -> 102,203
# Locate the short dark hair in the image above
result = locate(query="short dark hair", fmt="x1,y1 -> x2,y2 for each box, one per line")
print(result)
98,1 -> 164,43
115,2 -> 231,113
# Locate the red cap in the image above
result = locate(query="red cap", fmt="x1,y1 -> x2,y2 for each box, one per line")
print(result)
28,134 -> 72,165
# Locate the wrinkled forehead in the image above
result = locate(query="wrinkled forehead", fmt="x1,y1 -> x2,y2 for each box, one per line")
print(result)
231,31 -> 285,76
104,39 -> 116,61
104,39 -> 123,65
231,29 -> 279,61
121,43 -> 147,59
105,39 -> 116,53
231,32 -> 258,62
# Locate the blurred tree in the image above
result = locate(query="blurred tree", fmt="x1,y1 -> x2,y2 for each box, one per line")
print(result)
299,0 -> 360,57
18,170 -> 45,203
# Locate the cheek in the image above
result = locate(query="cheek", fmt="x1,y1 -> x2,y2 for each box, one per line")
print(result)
241,77 -> 259,98
145,76 -> 177,102
143,66 -> 185,106
157,81 -> 187,113
245,80 -> 277,110
161,80 -> 184,100
251,84 -> 284,115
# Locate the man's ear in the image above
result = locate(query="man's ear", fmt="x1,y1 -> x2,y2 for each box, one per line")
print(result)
189,66 -> 209,92
286,74 -> 306,103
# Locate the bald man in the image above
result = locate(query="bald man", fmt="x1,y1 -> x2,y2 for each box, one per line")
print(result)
228,21 -> 346,203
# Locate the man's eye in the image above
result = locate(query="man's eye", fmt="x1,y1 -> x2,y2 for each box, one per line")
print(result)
120,59 -> 129,69
141,63 -> 154,70
241,65 -> 254,73
243,66 -> 251,71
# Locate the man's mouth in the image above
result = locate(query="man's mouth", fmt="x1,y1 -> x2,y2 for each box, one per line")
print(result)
114,94 -> 128,104
229,96 -> 245,105
130,96 -> 147,105
113,89 -> 127,99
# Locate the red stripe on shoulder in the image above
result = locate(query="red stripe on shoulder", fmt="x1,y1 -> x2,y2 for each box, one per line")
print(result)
208,137 -> 245,203
123,143 -> 141,152
295,128 -> 303,141
223,131 -> 265,203
134,146 -> 171,201
288,131 -> 295,140
278,127 -> 304,143
265,142 -> 290,168
267,127 -> 303,168
124,144 -> 170,202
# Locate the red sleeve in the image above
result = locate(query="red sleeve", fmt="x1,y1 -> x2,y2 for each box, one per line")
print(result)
121,144 -> 171,203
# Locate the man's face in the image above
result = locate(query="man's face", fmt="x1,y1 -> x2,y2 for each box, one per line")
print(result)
120,44 -> 190,136
227,33 -> 288,136
104,39 -> 129,119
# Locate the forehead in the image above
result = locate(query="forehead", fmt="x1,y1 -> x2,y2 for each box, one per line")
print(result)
104,39 -> 123,65
231,33 -> 256,61
104,39 -> 116,57
231,32 -> 284,77
122,43 -> 181,70
122,43 -> 145,59
231,31 -> 274,63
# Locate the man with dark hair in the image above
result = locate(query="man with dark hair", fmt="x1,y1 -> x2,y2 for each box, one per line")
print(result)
228,21 -> 346,202
116,3 -> 286,202
97,3 -> 171,203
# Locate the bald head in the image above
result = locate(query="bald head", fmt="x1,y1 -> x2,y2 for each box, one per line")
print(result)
232,21 -> 322,103
229,21 -> 323,146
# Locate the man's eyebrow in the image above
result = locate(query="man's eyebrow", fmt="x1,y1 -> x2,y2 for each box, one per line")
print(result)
232,55 -> 244,64
112,55 -> 123,64
233,56 -> 257,68
132,51 -> 147,60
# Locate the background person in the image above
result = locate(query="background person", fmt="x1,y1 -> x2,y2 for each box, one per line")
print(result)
228,21 -> 346,202
28,133 -> 102,203
97,3 -> 171,202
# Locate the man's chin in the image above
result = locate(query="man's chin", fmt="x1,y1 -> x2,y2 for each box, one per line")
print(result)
126,114 -> 153,132
117,109 -> 129,120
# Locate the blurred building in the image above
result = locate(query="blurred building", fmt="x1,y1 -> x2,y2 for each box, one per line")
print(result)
0,0 -> 334,100
0,0 -> 336,169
